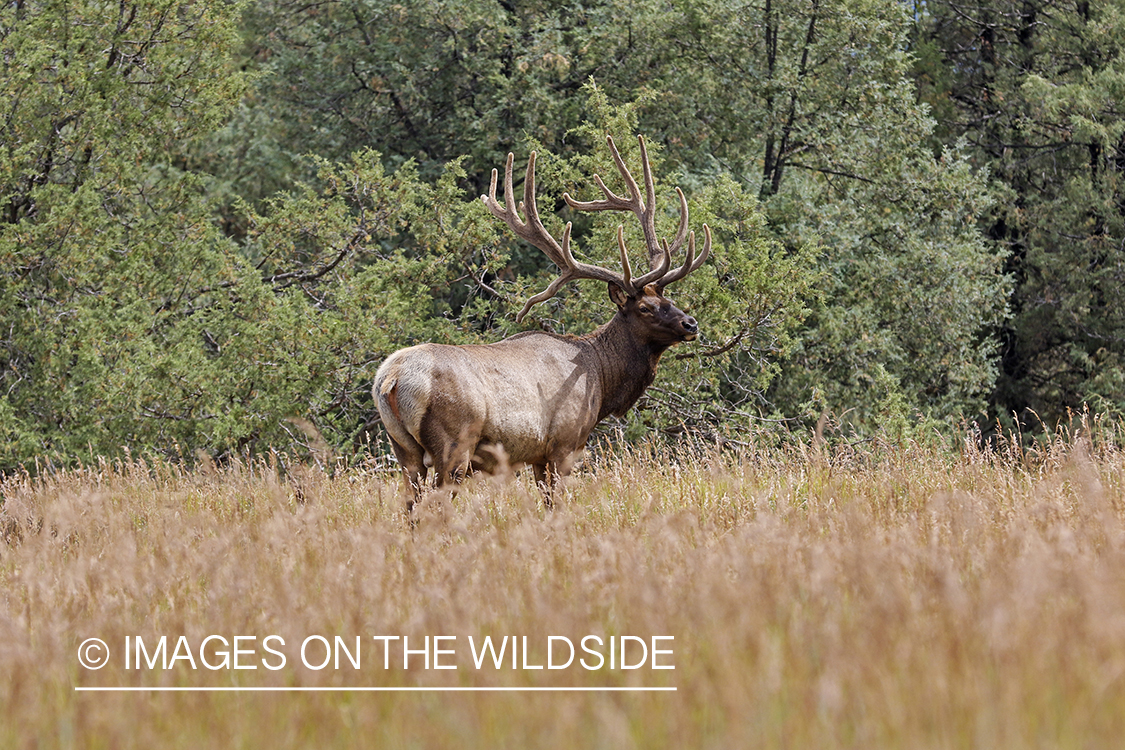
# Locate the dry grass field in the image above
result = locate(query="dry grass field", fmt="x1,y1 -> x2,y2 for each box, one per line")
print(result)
3,419 -> 1125,749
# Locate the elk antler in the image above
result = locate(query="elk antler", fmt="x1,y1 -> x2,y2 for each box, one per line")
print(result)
482,150 -> 633,322
482,136 -> 710,321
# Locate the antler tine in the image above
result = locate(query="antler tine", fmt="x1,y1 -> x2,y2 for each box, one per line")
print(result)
657,224 -> 712,291
666,186 -> 690,257
514,220 -> 632,322
503,152 -> 519,223
563,136 -> 642,210
482,153 -> 522,229
485,152 -> 521,227
514,223 -> 574,322
515,280 -> 565,323
635,135 -> 662,268
634,186 -> 688,288
487,165 -> 499,209
616,225 -> 632,290
519,151 -> 568,268
610,134 -> 645,213
563,135 -> 681,281
563,136 -> 656,226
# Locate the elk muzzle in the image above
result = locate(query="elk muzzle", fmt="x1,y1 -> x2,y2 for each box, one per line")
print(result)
680,315 -> 699,341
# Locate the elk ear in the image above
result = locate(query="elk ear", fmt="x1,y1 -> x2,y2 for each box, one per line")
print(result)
608,282 -> 630,309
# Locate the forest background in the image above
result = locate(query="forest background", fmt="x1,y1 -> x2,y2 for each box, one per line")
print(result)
2,0 -> 1122,470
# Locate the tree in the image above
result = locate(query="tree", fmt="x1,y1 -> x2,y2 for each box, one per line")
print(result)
634,0 -> 1007,429
1,0 -> 1017,469
913,0 -> 1125,426
1,0 -> 252,466
234,0 -> 609,186
0,0 -> 490,468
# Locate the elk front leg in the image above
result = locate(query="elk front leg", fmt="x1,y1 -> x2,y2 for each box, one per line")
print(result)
533,462 -> 562,509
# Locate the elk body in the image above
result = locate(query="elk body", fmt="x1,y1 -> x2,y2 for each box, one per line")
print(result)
374,136 -> 710,511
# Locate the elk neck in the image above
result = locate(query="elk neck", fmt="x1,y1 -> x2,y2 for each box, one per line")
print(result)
582,310 -> 673,421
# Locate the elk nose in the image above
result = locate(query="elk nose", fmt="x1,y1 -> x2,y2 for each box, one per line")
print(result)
682,316 -> 698,334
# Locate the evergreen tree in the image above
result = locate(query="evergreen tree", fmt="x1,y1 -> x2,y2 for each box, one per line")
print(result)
0,0 -> 482,467
638,0 -> 1007,429
914,0 -> 1125,426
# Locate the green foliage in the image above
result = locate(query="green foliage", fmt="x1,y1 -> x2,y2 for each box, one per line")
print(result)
612,0 -> 1007,430
209,0 -> 1007,436
913,0 -> 1125,426
1,0 -> 253,467
8,0 -> 1115,469
773,142 -> 1007,427
1,0 -> 248,197
0,0 -> 497,469
234,151 -> 502,451
231,0 -> 615,185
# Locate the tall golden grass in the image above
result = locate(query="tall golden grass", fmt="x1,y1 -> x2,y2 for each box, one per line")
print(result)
2,420 -> 1125,748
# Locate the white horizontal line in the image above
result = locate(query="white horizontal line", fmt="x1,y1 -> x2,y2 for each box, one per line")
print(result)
75,686 -> 676,692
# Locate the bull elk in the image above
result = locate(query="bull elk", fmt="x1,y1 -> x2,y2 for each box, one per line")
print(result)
374,135 -> 710,511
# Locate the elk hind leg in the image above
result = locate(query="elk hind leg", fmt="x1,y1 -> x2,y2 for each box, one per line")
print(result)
387,434 -> 427,514
423,421 -> 481,496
